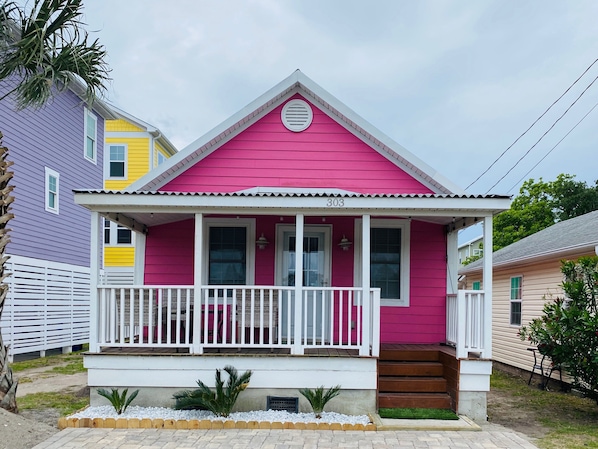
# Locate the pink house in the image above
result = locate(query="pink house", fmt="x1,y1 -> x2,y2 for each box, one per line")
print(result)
75,71 -> 509,421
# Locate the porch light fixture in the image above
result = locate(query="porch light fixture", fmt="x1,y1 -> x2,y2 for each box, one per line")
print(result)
338,235 -> 352,251
256,233 -> 269,250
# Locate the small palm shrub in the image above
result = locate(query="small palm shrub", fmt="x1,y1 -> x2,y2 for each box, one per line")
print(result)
173,365 -> 252,417
97,388 -> 139,415
299,385 -> 341,418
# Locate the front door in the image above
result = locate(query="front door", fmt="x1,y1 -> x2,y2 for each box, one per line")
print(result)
277,225 -> 331,340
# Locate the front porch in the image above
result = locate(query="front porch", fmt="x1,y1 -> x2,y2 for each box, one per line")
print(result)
85,285 -> 491,418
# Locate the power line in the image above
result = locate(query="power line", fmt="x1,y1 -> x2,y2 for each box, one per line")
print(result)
486,73 -> 598,193
507,101 -> 598,194
466,58 -> 598,190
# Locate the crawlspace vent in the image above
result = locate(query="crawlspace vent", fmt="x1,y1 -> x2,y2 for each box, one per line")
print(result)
281,99 -> 313,132
267,395 -> 299,413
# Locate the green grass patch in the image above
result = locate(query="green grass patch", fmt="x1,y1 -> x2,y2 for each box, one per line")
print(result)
11,347 -> 87,373
378,407 -> 459,420
490,369 -> 598,449
50,359 -> 85,375
18,392 -> 89,416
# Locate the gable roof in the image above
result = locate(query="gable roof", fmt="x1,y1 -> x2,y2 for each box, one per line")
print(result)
461,209 -> 598,273
125,70 -> 466,195
108,105 -> 178,156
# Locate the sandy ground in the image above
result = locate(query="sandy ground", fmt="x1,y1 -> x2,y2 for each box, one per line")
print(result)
0,362 -> 88,449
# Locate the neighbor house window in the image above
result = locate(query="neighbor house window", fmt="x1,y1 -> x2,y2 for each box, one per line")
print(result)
44,167 -> 59,214
356,218 -> 410,306
510,276 -> 522,326
104,218 -> 132,245
157,151 -> 167,166
84,108 -> 98,163
108,144 -> 127,178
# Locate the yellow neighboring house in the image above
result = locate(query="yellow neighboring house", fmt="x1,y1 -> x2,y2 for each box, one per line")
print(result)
103,106 -> 178,282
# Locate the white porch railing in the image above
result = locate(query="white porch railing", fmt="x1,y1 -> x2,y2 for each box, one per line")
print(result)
446,290 -> 489,359
94,285 -> 380,356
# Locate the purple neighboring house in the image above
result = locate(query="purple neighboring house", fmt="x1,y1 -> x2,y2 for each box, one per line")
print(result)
0,78 -> 115,359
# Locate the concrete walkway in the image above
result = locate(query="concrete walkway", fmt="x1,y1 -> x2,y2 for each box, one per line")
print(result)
33,424 -> 539,448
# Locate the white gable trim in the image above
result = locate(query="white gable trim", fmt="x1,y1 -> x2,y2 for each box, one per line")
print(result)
125,71 -> 465,195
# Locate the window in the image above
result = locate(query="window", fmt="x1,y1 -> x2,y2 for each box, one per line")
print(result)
104,219 -> 132,245
473,248 -> 483,257
208,227 -> 247,285
355,218 -> 410,306
157,151 -> 167,166
371,227 -> 402,300
84,108 -> 97,162
203,219 -> 255,286
510,276 -> 522,326
108,144 -> 127,178
44,167 -> 59,214
472,281 -> 481,290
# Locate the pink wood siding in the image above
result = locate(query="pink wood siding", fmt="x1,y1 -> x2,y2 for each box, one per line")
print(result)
144,219 -> 194,285
379,221 -> 447,344
161,95 -> 433,194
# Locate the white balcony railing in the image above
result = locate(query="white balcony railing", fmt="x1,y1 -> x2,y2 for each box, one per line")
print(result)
94,285 -> 380,357
446,290 -> 489,359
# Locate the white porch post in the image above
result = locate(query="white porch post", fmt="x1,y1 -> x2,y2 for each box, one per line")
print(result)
293,214 -> 304,355
192,213 -> 203,354
89,211 -> 101,353
134,233 -> 146,284
482,214 -> 493,359
361,214 -> 371,356
446,228 -> 458,295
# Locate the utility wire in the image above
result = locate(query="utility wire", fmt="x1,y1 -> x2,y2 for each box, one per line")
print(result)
466,58 -> 598,190
485,73 -> 598,193
507,101 -> 598,194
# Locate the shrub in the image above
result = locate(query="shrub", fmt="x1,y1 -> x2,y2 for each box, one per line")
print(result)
520,256 -> 598,403
173,365 -> 252,417
299,385 -> 341,418
97,388 -> 139,415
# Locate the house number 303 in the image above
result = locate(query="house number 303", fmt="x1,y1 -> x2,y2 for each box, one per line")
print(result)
326,198 -> 345,207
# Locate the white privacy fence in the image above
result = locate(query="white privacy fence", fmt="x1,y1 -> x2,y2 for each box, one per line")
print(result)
94,285 -> 381,356
446,290 -> 489,359
0,255 -> 90,360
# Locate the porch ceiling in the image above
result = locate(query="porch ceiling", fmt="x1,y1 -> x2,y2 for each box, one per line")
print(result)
74,189 -> 511,232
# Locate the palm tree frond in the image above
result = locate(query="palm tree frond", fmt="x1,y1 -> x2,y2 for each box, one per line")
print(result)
1,0 -> 110,110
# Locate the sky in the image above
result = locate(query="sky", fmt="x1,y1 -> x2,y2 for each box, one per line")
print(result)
79,0 -> 598,242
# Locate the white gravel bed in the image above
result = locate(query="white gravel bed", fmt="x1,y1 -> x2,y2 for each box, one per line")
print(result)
70,405 -> 371,425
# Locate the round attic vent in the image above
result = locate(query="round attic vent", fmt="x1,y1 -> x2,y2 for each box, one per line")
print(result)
281,99 -> 313,132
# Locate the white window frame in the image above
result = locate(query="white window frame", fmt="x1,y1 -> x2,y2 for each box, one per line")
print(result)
354,218 -> 411,307
510,275 -> 523,326
84,107 -> 98,163
44,167 -> 59,214
105,144 -> 128,179
202,218 -> 256,286
103,219 -> 134,247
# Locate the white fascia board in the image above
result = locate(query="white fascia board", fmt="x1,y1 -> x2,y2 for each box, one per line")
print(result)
74,192 -> 511,217
109,104 -> 157,133
109,105 -> 179,156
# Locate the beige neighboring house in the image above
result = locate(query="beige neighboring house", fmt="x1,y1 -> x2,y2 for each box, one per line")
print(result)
459,209 -> 598,376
